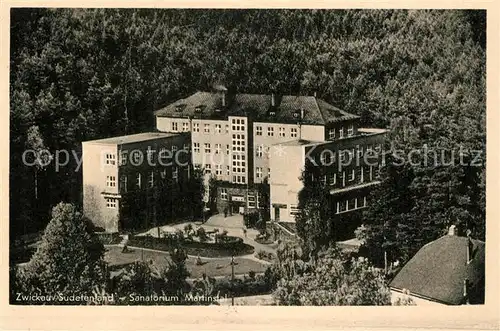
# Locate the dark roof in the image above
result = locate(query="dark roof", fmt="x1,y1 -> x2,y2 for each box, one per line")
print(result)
154,91 -> 359,125
390,235 -> 485,305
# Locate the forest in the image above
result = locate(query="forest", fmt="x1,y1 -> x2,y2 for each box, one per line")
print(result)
10,9 -> 486,251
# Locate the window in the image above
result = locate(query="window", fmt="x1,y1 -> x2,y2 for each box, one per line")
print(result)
172,122 -> 178,131
119,151 -> 128,165
148,171 -> 154,188
268,168 -> 271,179
256,167 -> 263,179
232,153 -> 246,176
339,200 -> 347,213
193,123 -> 200,132
106,198 -> 117,208
183,143 -> 190,151
105,153 -> 116,165
146,147 -> 156,163
215,144 -> 221,154
182,122 -> 189,132
248,195 -> 256,208
348,124 -> 354,136
193,143 -> 200,153
256,145 -> 263,158
349,169 -> 355,181
106,175 -> 116,188
226,144 -> 230,155
120,175 -> 127,192
226,165 -> 230,176
204,124 -> 210,134
329,173 -> 337,185
204,143 -> 211,154
340,150 -> 346,162
232,175 -> 246,184
171,145 -> 178,153
291,127 -> 298,138
215,124 -> 222,134
321,152 -> 331,165
267,126 -> 274,137
216,164 -> 222,176
339,127 -> 344,138
328,128 -> 336,140
256,126 -> 262,136
205,164 -> 211,175
279,127 -> 286,138
194,164 -> 201,170
232,133 -> 245,152
136,173 -> 141,189
221,188 -> 228,200
290,205 -> 300,216
321,175 -> 327,186
231,118 -> 245,131
348,198 -> 356,210
172,167 -> 178,182
225,124 -> 229,134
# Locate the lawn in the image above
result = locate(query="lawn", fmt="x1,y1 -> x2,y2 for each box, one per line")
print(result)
104,245 -> 268,279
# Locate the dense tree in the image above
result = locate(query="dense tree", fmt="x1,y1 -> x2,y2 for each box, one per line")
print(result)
272,243 -> 391,306
15,203 -> 107,304
295,160 -> 335,258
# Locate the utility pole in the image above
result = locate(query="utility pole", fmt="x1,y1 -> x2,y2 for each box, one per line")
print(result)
231,255 -> 235,306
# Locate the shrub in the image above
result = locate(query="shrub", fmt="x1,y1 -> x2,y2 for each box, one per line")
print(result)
212,273 -> 272,297
196,227 -> 208,243
243,211 -> 260,229
254,250 -> 276,262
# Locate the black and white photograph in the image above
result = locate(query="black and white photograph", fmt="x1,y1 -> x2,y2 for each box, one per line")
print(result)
6,6 -> 491,315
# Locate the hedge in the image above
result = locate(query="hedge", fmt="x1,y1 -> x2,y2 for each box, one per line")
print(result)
95,231 -> 122,245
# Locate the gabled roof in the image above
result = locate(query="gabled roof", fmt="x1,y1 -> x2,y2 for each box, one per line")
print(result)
154,91 -> 360,125
390,235 -> 485,305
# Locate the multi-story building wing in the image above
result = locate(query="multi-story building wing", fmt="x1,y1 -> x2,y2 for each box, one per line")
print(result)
154,90 -> 365,213
82,132 -> 191,232
269,127 -> 387,227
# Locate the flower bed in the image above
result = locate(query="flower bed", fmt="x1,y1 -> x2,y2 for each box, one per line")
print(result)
127,234 -> 254,258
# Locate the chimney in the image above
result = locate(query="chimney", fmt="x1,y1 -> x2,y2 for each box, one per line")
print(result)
466,230 -> 474,264
222,92 -> 226,107
313,91 -> 317,98
448,224 -> 457,236
463,278 -> 469,304
271,93 -> 275,107
300,108 -> 305,120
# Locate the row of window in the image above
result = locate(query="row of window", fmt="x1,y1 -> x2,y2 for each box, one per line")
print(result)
314,166 -> 379,187
171,121 -> 190,132
106,168 -> 180,192
116,145 -> 189,166
335,196 -> 368,214
255,125 -> 298,138
328,124 -> 355,140
315,144 -> 383,165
